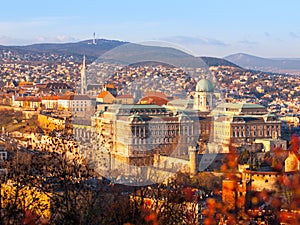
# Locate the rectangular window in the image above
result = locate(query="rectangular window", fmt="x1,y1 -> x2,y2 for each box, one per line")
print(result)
0,151 -> 7,160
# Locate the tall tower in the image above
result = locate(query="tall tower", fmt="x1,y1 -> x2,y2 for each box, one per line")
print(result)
81,55 -> 87,95
93,32 -> 97,45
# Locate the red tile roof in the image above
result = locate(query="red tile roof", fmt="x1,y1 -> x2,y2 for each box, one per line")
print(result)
139,96 -> 168,106
59,94 -> 90,100
42,96 -> 59,100
116,94 -> 133,99
15,96 -> 41,102
59,95 -> 72,100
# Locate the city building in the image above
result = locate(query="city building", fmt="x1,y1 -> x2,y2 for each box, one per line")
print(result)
92,77 -> 284,172
254,138 -> 287,152
115,94 -> 134,104
41,96 -> 59,110
58,94 -> 94,118
211,103 -> 282,152
43,82 -> 73,95
12,96 -> 41,110
92,104 -> 195,166
96,91 -> 115,104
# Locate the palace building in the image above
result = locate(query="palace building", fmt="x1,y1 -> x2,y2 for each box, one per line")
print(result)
211,103 -> 282,152
92,104 -> 196,166
91,77 -> 283,169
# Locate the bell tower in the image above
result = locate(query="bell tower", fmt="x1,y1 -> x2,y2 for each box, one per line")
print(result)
81,55 -> 87,95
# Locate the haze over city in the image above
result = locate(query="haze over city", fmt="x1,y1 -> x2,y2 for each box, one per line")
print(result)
1,0 -> 300,58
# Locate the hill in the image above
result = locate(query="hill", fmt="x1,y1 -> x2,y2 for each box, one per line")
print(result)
199,56 -> 240,68
97,43 -> 208,68
0,39 -> 240,69
19,39 -> 128,57
224,53 -> 300,74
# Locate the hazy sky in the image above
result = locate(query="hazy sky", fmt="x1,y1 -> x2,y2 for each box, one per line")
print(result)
1,0 -> 300,58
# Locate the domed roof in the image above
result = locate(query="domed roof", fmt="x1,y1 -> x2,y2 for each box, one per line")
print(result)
196,78 -> 214,92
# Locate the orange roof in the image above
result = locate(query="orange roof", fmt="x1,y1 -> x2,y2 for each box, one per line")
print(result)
97,91 -> 110,98
19,81 -> 33,86
116,94 -> 134,99
15,96 -> 41,102
59,94 -> 73,100
139,96 -> 168,106
105,84 -> 115,89
42,96 -> 59,100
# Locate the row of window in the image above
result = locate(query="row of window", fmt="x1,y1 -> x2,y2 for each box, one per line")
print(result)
132,137 -> 177,144
232,130 -> 274,137
148,124 -> 179,130
232,125 -> 280,130
133,131 -> 178,138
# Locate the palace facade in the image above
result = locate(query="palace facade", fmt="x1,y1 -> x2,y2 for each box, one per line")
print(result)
92,104 -> 196,166
91,77 -> 283,167
212,103 -> 282,152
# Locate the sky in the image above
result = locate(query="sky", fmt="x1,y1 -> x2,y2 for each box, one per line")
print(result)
0,0 -> 300,58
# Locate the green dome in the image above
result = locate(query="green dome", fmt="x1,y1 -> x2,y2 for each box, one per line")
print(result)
196,79 -> 214,92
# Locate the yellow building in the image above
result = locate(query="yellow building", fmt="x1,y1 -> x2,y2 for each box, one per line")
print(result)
12,96 -> 41,110
92,104 -> 194,167
38,111 -> 71,131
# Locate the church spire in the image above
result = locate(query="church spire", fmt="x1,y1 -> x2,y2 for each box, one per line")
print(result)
81,55 -> 87,95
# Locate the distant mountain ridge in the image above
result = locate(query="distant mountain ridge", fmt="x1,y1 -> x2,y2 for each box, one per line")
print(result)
2,40 -> 300,74
15,39 -> 128,57
0,39 -> 238,68
224,53 -> 300,74
200,56 -> 240,68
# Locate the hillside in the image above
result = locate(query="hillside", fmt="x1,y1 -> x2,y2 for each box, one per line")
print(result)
19,39 -> 128,57
0,39 -> 239,68
224,53 -> 300,74
200,56 -> 240,68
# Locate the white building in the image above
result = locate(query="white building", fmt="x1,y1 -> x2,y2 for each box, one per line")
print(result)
41,96 -> 59,109
58,94 -> 95,118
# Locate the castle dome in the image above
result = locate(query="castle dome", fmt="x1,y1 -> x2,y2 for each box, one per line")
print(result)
196,78 -> 214,92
